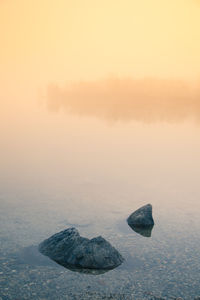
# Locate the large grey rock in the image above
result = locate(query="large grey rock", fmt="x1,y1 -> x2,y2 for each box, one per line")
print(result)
127,204 -> 154,228
39,228 -> 124,270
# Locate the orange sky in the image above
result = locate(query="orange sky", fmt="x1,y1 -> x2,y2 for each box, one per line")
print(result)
1,0 -> 200,90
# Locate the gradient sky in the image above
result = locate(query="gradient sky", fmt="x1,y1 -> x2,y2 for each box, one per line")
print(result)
1,0 -> 200,91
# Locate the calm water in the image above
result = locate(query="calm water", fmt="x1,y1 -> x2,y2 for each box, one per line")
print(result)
1,95 -> 200,299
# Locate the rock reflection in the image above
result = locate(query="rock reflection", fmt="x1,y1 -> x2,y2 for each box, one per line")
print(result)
54,261 -> 116,275
46,78 -> 200,123
18,246 -> 116,274
128,224 -> 154,237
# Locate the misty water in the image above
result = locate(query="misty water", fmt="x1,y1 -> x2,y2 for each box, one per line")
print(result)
1,94 -> 200,299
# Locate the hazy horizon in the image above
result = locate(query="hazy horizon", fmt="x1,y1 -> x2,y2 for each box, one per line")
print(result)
46,77 -> 200,123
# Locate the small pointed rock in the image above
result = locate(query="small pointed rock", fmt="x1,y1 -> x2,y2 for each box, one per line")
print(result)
127,204 -> 154,227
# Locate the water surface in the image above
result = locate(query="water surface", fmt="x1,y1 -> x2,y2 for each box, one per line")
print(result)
0,92 -> 200,299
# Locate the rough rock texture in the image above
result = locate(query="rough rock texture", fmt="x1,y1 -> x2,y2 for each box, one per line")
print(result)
127,204 -> 154,227
39,228 -> 124,270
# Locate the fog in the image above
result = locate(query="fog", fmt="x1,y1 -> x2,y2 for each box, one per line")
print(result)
47,78 -> 200,123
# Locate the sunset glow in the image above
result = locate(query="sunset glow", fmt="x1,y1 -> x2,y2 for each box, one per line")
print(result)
1,0 -> 200,87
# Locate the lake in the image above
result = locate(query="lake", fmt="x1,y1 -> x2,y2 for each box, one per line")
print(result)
0,82 -> 200,299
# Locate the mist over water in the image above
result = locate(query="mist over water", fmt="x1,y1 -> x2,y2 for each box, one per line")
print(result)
47,78 -> 200,123
1,86 -> 200,298
1,0 -> 200,298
